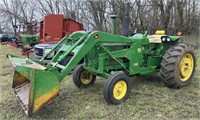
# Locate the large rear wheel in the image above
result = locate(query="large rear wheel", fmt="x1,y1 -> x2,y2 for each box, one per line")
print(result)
160,43 -> 196,88
103,72 -> 131,104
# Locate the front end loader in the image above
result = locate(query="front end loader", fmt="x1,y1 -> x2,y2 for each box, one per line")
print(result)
7,3 -> 196,116
8,55 -> 60,115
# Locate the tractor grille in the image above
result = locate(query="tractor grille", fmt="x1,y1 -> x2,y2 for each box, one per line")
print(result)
34,48 -> 44,56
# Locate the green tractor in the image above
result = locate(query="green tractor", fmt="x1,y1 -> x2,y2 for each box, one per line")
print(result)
20,34 -> 39,51
7,3 -> 196,116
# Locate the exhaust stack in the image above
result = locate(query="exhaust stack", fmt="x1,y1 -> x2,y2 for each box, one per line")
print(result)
122,2 -> 130,37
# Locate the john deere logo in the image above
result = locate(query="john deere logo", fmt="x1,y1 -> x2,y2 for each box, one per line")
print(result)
94,34 -> 100,39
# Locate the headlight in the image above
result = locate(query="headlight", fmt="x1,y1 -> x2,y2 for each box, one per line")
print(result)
45,49 -> 55,58
161,37 -> 171,42
167,37 -> 171,41
162,37 -> 166,41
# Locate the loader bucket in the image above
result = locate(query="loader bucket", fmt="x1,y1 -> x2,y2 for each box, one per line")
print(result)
8,55 -> 60,116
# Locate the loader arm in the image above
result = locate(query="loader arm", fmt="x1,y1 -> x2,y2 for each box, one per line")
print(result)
47,31 -> 134,80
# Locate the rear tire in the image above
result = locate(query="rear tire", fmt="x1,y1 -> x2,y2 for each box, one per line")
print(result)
73,64 -> 96,88
103,72 -> 131,104
160,43 -> 196,88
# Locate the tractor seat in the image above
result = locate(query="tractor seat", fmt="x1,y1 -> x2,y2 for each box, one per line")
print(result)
147,35 -> 164,43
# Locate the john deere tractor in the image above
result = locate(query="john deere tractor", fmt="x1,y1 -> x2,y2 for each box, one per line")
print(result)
7,3 -> 196,116
20,34 -> 39,51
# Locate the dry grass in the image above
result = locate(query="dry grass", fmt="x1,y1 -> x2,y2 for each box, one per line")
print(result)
0,42 -> 199,119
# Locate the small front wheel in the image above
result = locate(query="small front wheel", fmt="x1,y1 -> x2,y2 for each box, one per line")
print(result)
103,72 -> 131,104
22,43 -> 31,51
73,64 -> 96,88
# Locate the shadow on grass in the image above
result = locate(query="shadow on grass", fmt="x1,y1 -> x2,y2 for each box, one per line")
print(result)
131,73 -> 164,88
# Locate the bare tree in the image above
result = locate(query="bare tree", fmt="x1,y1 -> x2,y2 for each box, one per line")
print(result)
0,0 -> 38,34
0,0 -> 199,36
0,0 -> 21,35
60,0 -> 81,21
35,0 -> 65,17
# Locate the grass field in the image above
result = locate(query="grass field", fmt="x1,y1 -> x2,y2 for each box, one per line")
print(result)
0,42 -> 199,119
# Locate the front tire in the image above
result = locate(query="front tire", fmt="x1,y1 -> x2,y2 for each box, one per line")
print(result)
103,72 -> 131,104
73,64 -> 96,88
160,43 -> 196,88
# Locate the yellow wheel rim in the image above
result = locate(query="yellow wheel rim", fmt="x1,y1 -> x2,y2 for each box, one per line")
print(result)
179,53 -> 194,81
113,80 -> 127,100
24,44 -> 30,48
80,70 -> 93,84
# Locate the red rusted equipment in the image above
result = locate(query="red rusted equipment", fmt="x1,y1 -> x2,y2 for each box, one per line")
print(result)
39,14 -> 84,43
23,14 -> 84,57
